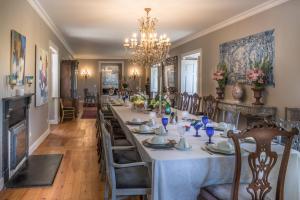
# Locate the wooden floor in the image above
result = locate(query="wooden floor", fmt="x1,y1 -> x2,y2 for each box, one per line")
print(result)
0,119 -> 104,200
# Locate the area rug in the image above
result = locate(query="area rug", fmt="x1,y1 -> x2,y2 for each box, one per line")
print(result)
81,107 -> 97,119
6,154 -> 63,188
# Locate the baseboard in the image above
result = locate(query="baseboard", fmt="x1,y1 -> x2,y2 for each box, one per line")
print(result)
0,177 -> 4,191
49,119 -> 60,125
29,128 -> 50,155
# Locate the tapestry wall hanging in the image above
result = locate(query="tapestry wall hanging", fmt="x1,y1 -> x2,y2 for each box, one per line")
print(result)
219,30 -> 275,86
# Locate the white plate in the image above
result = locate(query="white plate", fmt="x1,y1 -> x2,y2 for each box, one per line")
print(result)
132,128 -> 154,134
206,144 -> 235,155
146,138 -> 169,145
175,144 -> 192,151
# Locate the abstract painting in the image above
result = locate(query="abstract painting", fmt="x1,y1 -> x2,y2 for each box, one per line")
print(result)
219,30 -> 275,86
10,30 -> 26,85
35,46 -> 49,107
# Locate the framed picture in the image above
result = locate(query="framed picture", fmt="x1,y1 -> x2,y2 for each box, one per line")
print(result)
35,45 -> 49,107
10,30 -> 26,85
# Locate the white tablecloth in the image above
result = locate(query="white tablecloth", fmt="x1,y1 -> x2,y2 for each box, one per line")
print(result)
110,105 -> 300,200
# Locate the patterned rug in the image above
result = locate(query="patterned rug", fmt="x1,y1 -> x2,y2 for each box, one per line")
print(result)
81,107 -> 97,119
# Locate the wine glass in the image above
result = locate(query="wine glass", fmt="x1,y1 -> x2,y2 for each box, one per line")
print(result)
193,122 -> 203,137
206,126 -> 215,144
162,117 -> 169,131
202,115 -> 209,129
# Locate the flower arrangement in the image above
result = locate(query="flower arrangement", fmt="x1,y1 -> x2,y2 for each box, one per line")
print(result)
213,63 -> 228,89
149,95 -> 171,109
246,58 -> 271,89
130,93 -> 147,108
121,78 -> 129,89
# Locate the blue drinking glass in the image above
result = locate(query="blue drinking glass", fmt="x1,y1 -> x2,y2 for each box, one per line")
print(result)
193,122 -> 203,137
162,117 -> 169,131
206,126 -> 215,144
202,115 -> 209,129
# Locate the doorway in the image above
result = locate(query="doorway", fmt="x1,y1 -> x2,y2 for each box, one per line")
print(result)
180,51 -> 201,95
48,43 -> 60,124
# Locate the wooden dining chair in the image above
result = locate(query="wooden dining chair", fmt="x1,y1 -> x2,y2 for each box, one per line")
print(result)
102,124 -> 151,200
176,93 -> 183,109
181,92 -> 191,111
60,98 -> 75,122
198,122 -> 297,200
202,95 -> 218,120
285,107 -> 300,121
189,93 -> 202,115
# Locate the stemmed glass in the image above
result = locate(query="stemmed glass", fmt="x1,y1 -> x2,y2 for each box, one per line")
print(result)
193,122 -> 203,137
206,126 -> 215,144
162,117 -> 169,131
202,115 -> 209,129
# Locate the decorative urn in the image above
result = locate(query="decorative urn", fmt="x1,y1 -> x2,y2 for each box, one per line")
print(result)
252,88 -> 264,105
232,82 -> 244,102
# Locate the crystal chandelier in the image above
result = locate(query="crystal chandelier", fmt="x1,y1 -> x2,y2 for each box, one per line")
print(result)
124,8 -> 171,67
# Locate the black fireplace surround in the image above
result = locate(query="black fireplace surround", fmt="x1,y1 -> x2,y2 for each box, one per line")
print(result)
2,94 -> 33,184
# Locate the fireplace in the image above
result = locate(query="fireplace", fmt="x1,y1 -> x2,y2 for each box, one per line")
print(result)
2,94 -> 33,184
8,121 -> 27,178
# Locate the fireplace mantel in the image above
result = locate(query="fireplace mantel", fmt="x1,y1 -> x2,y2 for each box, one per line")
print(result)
2,93 -> 34,184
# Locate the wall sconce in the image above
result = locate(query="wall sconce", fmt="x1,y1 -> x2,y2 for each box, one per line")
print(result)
131,68 -> 139,80
7,75 -> 17,89
81,69 -> 90,79
25,76 -> 34,87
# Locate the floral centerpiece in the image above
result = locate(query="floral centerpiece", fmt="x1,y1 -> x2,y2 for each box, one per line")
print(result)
130,93 -> 147,111
213,63 -> 228,99
121,78 -> 129,89
246,58 -> 271,105
149,95 -> 171,114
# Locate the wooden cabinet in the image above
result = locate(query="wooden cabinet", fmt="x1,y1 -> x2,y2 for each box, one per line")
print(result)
60,60 -> 79,116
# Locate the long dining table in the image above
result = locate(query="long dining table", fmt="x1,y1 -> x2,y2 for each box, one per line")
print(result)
110,104 -> 300,200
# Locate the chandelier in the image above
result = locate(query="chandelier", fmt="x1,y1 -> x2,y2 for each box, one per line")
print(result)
124,8 -> 171,67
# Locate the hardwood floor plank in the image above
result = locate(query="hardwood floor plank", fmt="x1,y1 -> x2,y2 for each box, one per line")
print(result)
0,119 -> 102,200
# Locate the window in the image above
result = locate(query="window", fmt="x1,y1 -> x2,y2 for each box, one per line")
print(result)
181,53 -> 200,94
150,66 -> 158,93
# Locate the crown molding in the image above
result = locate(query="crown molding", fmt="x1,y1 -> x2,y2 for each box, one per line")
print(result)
171,0 -> 290,49
27,0 -> 74,56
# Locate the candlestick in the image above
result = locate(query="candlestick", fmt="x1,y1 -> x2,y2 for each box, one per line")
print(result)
159,75 -> 162,115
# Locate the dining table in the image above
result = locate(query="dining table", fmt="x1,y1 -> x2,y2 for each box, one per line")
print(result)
109,104 -> 300,200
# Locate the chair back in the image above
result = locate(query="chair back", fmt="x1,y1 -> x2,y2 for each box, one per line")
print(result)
228,122 -> 297,200
176,93 -> 183,110
101,122 -> 117,189
181,92 -> 191,111
189,93 -> 201,115
60,99 -> 65,109
285,107 -> 300,121
84,88 -> 89,97
202,95 -> 218,120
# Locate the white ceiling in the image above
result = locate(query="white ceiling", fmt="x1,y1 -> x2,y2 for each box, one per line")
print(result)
37,0 -> 275,59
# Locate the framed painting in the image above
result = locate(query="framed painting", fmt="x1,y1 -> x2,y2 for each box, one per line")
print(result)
220,30 -> 275,86
35,46 -> 49,107
10,30 -> 26,85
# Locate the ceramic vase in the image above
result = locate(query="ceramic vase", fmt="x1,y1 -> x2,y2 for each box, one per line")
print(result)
232,82 -> 244,102
252,88 -> 264,105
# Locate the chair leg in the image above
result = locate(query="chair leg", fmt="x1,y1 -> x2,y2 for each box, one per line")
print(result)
61,113 -> 64,123
104,181 -> 109,200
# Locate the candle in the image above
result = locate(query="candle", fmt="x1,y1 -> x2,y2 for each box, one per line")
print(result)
159,75 -> 162,95
139,77 -> 141,91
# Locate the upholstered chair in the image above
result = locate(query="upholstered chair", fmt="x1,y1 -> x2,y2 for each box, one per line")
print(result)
102,124 -> 151,200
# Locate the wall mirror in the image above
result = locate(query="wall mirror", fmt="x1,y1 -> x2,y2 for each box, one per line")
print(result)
162,56 -> 178,93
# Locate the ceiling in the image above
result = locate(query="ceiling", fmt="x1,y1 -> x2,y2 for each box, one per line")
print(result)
37,0 -> 274,59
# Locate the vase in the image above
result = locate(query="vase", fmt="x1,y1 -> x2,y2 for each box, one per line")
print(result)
232,82 -> 244,102
216,87 -> 224,100
252,88 -> 264,105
